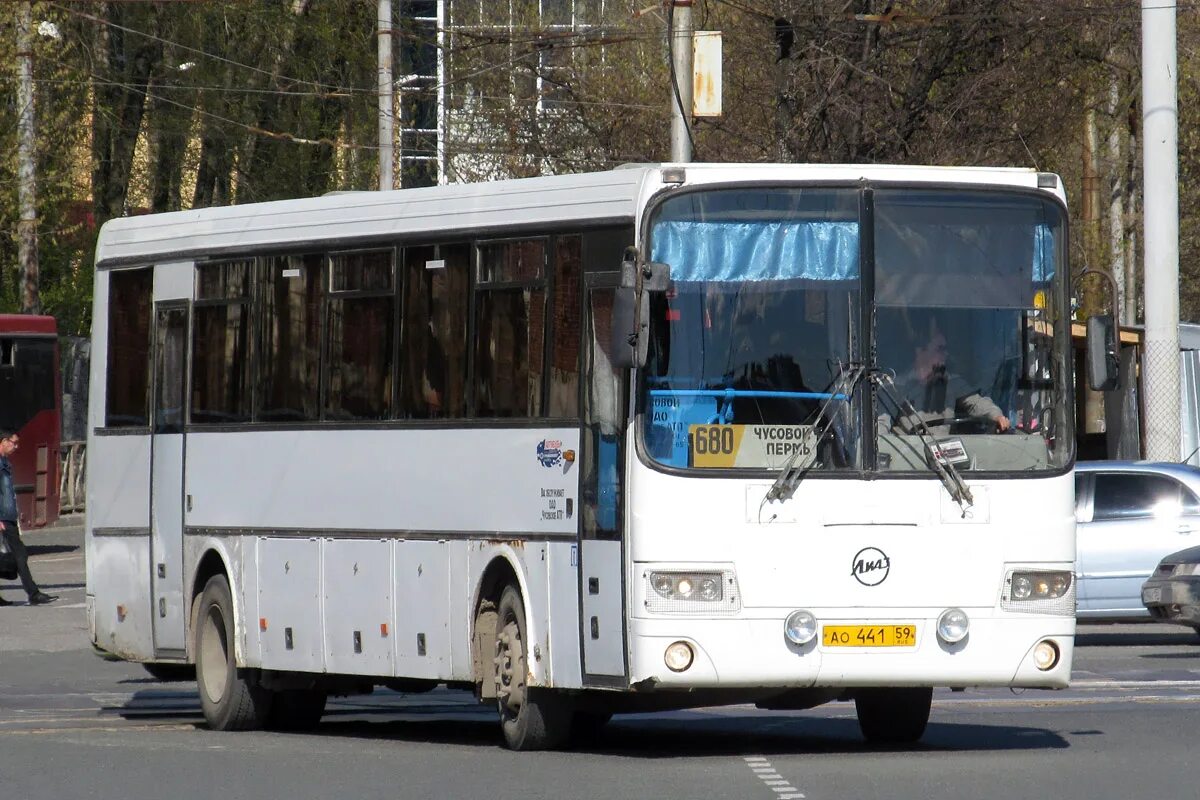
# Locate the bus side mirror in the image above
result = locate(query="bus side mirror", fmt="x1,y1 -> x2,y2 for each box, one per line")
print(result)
612,256 -> 646,369
1086,314 -> 1120,391
611,257 -> 671,369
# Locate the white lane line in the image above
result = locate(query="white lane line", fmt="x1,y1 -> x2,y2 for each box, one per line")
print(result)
744,756 -> 805,799
1070,679 -> 1200,688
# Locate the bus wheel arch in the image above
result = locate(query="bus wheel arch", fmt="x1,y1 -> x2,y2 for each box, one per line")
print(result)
472,556 -> 521,699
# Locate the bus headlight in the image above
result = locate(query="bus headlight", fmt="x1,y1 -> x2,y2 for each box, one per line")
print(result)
1009,570 -> 1071,600
649,571 -> 724,602
784,610 -> 817,645
1001,569 -> 1075,615
936,607 -> 970,644
644,569 -> 741,613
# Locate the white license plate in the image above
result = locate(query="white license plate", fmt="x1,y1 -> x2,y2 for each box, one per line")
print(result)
1142,586 -> 1162,604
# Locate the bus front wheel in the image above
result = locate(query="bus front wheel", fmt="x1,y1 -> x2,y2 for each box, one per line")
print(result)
195,574 -> 272,731
854,687 -> 932,744
494,585 -> 572,750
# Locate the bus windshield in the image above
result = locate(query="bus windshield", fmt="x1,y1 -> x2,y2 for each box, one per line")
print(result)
641,186 -> 1071,476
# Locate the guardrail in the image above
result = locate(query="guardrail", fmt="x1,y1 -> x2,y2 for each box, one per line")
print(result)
59,440 -> 85,514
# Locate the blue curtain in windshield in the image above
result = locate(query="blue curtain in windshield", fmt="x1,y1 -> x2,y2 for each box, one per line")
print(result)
651,220 -> 860,283
1033,223 -> 1055,282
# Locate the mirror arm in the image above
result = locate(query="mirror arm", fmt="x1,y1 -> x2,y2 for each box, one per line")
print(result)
1077,267 -> 1120,332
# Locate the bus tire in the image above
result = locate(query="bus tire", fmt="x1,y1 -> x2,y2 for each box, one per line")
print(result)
854,687 -> 932,744
195,574 -> 272,731
494,584 -> 572,751
268,689 -> 327,732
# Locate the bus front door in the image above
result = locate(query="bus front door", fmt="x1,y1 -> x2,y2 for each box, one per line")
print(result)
149,303 -> 188,655
579,280 -> 628,683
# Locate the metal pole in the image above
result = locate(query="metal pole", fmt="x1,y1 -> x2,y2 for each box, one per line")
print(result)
1142,0 -> 1180,461
437,0 -> 447,185
668,0 -> 693,163
17,1 -> 40,314
378,0 -> 394,191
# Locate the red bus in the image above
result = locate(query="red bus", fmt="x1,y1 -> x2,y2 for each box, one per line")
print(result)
0,315 -> 60,528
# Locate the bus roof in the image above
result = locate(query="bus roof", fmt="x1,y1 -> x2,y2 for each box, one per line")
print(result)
0,314 -> 57,335
93,163 -> 1057,269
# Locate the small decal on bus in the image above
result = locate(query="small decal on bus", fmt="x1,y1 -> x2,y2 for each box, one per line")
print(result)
536,439 -> 563,468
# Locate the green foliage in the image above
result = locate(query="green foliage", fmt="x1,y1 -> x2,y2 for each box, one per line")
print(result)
0,0 -> 1195,330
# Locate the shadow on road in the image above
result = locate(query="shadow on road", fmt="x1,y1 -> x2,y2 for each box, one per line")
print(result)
1075,630 -> 1197,647
27,544 -> 79,557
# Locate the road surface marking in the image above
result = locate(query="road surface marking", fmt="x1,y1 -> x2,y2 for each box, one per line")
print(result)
744,756 -> 805,799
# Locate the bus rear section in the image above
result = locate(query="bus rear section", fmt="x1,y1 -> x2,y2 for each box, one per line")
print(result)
0,315 -> 61,528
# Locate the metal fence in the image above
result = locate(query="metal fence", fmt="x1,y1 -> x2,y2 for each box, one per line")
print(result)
59,440 -> 85,514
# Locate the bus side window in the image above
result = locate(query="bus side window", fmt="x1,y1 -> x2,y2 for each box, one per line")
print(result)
399,243 -> 469,419
0,339 -> 13,368
325,249 -> 395,421
192,260 -> 253,424
547,235 -> 583,418
474,239 -> 547,418
106,267 -> 154,427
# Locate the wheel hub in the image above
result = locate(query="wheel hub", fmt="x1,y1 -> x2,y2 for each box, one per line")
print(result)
494,620 -> 526,714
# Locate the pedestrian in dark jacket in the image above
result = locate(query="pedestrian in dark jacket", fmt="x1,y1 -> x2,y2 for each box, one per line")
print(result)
0,429 -> 56,606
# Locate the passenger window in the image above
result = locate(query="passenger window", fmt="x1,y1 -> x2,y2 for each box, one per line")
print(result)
259,254 -> 323,422
192,260 -> 253,424
474,240 -> 548,418
398,243 -> 469,419
326,250 -> 395,421
106,268 -> 154,427
547,235 -> 583,418
1092,473 -> 1188,521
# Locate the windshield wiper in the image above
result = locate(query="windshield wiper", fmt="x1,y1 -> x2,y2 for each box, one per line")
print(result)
764,362 -> 864,504
874,372 -> 974,512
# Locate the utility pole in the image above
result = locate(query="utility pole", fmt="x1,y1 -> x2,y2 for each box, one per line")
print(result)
1081,108 -> 1105,436
668,0 -> 693,163
378,0 -> 394,191
17,1 -> 41,314
1142,0 -> 1180,461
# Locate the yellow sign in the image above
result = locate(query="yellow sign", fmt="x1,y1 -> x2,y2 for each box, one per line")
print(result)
688,423 -> 815,469
822,624 -> 917,648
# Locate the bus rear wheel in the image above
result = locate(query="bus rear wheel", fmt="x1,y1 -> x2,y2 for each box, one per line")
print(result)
854,687 -> 932,744
494,585 -> 572,751
195,574 -> 272,731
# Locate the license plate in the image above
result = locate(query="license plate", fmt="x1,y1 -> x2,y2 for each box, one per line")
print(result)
822,624 -> 917,648
1143,586 -> 1162,604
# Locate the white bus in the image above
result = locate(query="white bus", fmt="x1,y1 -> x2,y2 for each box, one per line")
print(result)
86,163 -> 1078,750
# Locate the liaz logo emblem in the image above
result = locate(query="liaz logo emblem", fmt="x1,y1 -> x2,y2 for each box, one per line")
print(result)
851,547 -> 890,586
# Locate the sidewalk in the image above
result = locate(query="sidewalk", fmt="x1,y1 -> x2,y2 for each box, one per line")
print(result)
1,513 -> 88,653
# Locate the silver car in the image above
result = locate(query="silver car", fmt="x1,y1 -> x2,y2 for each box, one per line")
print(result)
1075,461 -> 1200,619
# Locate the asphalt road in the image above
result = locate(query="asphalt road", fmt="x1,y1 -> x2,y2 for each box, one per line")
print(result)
2,520 -> 1198,800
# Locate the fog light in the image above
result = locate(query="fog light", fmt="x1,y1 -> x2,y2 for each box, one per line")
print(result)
1033,640 -> 1059,671
936,608 -> 969,643
664,641 -> 694,672
784,610 -> 817,645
